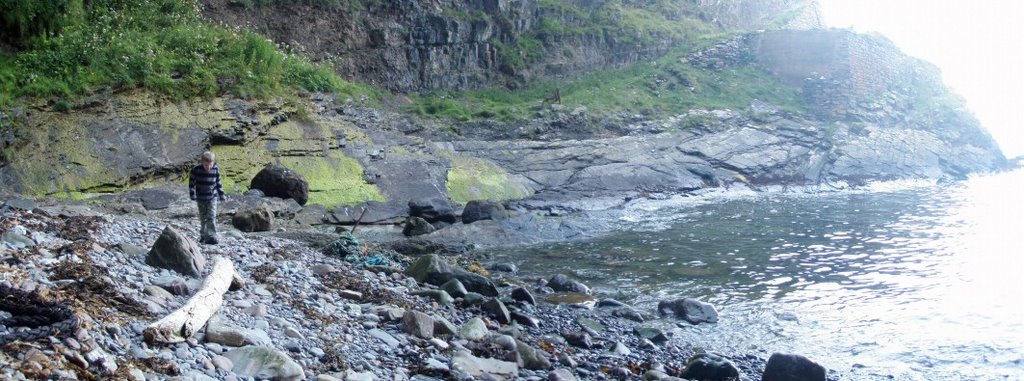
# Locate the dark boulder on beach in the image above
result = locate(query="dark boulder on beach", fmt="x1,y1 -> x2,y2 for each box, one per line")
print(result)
250,164 -> 309,206
762,353 -> 826,381
548,274 -> 591,294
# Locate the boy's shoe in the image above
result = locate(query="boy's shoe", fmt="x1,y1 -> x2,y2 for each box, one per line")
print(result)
208,237 -> 219,245
199,237 -> 211,245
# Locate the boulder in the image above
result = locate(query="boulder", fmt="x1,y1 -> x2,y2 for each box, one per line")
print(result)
762,353 -> 826,381
613,307 -> 645,322
145,226 -> 206,277
510,311 -> 540,328
410,289 -> 454,305
458,318 -> 488,341
482,298 -> 511,325
409,197 -> 456,224
231,206 -> 273,232
441,279 -> 468,298
461,200 -> 509,224
206,319 -> 272,347
249,165 -> 309,206
514,339 -> 552,370
224,346 -> 304,381
510,287 -> 536,305
633,327 -> 669,345
562,331 -> 592,349
657,298 -> 719,324
452,350 -> 518,381
680,353 -> 740,381
404,254 -> 498,296
402,216 -> 436,236
548,274 -> 591,294
548,368 -> 577,381
152,276 -> 190,296
402,310 -> 434,340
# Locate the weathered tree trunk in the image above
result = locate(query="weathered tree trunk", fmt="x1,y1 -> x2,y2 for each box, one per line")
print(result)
144,256 -> 237,344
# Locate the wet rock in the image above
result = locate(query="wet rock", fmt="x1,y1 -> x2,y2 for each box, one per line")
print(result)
224,345 -> 305,381
409,197 -> 456,224
461,200 -> 508,224
482,298 -> 511,325
488,262 -> 518,273
510,311 -> 540,328
545,293 -> 597,308
250,164 -> 309,206
510,287 -> 536,305
597,299 -> 627,308
402,310 -> 435,339
145,226 -> 206,277
762,353 -> 826,381
232,206 -> 274,232
405,254 -> 498,296
633,327 -> 669,345
680,353 -> 740,381
451,349 -> 518,381
403,216 -> 436,236
657,298 -> 719,324
612,307 -> 644,322
548,274 -> 591,294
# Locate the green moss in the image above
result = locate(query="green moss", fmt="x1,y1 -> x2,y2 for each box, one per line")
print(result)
443,153 -> 532,204
216,144 -> 272,193
276,151 -> 384,207
6,114 -> 116,197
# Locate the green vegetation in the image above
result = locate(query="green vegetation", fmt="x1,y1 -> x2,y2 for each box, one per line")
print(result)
411,46 -> 804,122
443,153 -> 533,204
0,0 -> 374,107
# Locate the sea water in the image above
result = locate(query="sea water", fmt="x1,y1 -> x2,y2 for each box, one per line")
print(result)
488,169 -> 1024,380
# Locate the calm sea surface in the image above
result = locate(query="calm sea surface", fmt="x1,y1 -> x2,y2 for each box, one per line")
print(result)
488,169 -> 1024,380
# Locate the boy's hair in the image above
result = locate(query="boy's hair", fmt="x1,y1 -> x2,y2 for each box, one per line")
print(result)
201,151 -> 216,163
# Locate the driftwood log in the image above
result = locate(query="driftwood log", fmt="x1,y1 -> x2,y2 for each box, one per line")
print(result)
144,256 -> 237,344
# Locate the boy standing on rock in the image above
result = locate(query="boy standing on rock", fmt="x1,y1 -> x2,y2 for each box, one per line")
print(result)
189,151 -> 226,245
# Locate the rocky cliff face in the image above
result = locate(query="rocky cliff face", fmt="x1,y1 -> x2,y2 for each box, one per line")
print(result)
690,29 -> 1003,154
0,16 -> 1005,227
201,0 -> 819,92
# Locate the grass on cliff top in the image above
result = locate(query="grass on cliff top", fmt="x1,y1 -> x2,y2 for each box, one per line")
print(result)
0,0 -> 375,107
410,45 -> 805,122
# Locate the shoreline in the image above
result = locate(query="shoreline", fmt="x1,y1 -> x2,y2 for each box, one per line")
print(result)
0,192 -> 838,380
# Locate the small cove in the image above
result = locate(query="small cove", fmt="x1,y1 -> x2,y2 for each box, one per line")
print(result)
486,169 -> 1024,380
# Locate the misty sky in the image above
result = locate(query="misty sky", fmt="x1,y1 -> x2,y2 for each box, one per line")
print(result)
819,0 -> 1024,157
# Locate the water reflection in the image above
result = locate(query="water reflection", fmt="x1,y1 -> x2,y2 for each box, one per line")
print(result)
488,170 -> 1024,379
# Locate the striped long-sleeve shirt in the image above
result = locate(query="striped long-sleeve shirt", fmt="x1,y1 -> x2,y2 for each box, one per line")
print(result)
189,164 -> 225,201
